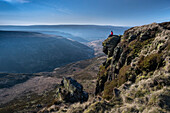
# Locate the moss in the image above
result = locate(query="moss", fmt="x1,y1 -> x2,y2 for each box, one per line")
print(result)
138,53 -> 163,72
103,76 -> 128,100
118,65 -> 130,85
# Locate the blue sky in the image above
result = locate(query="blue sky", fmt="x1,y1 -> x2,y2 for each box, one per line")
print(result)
0,0 -> 170,26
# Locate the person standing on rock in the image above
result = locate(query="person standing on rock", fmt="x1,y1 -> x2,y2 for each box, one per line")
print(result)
111,31 -> 113,35
109,31 -> 113,37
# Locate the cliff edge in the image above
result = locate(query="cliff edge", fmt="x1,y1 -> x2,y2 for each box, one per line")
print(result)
93,22 -> 170,112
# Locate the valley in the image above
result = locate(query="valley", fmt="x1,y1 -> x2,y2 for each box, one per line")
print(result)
0,31 -> 94,73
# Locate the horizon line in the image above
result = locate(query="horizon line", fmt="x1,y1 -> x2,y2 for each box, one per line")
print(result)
0,23 -> 132,27
1,21 -> 168,27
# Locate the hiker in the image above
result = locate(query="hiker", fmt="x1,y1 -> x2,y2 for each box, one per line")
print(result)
109,31 -> 113,37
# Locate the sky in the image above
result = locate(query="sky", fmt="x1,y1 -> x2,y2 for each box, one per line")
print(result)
0,0 -> 170,26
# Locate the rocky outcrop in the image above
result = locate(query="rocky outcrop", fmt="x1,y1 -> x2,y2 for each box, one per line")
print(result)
102,35 -> 121,57
95,22 -> 170,96
55,77 -> 88,103
95,35 -> 121,95
38,77 -> 88,112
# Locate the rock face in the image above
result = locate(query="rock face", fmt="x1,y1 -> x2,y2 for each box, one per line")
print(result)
95,35 -> 121,95
56,77 -> 88,103
102,35 -> 121,57
91,22 -> 170,112
95,22 -> 170,96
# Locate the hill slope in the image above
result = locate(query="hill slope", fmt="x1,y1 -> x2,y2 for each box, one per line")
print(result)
0,31 -> 94,73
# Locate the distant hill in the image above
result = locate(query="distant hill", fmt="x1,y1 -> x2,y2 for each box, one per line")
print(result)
38,30 -> 89,43
0,25 -> 129,41
0,31 -> 94,73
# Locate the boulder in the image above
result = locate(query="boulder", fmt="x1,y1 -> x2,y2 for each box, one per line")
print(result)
56,77 -> 88,103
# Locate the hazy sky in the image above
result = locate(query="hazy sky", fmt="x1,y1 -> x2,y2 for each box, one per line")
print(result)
0,0 -> 170,26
